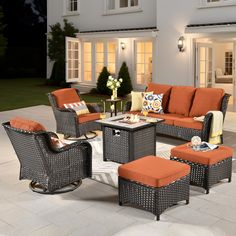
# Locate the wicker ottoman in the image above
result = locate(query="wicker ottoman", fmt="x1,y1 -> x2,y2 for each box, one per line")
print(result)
170,143 -> 233,194
118,156 -> 190,220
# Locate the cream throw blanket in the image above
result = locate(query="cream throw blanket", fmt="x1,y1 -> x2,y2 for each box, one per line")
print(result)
194,111 -> 223,144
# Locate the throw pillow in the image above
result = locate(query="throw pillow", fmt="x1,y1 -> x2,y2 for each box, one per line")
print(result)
142,93 -> 164,114
64,101 -> 90,116
130,91 -> 153,111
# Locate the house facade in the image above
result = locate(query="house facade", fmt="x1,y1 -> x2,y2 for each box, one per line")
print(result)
47,0 -> 236,109
47,0 -> 157,91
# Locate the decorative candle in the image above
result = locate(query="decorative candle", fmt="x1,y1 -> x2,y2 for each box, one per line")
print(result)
111,104 -> 115,111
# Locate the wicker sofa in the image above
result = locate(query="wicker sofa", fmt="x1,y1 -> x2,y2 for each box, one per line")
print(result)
125,83 -> 230,142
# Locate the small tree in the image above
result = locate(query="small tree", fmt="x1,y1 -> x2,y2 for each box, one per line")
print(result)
48,19 -> 78,86
0,6 -> 7,57
97,67 -> 111,95
117,62 -> 133,96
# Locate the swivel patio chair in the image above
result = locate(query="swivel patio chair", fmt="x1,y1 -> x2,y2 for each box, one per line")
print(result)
48,88 -> 101,139
2,118 -> 92,194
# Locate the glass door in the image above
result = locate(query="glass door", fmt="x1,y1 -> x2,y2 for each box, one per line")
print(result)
196,43 -> 214,88
66,37 -> 80,82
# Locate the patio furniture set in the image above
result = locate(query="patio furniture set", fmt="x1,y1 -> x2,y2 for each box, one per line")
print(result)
2,84 -> 233,220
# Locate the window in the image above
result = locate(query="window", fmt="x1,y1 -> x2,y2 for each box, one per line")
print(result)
107,42 -> 116,75
225,51 -> 233,75
64,0 -> 79,15
66,38 -> 80,82
96,42 -> 105,79
200,0 -> 236,7
83,42 -> 92,82
105,0 -> 140,14
135,41 -> 153,85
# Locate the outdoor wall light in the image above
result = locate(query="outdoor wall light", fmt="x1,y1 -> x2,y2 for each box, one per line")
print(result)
178,36 -> 185,52
120,42 -> 126,50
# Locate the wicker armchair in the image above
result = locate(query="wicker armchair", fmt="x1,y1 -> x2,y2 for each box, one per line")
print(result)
2,121 -> 92,194
48,88 -> 102,139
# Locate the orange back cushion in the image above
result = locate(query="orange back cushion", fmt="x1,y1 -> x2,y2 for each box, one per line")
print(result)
52,88 -> 81,108
10,117 -> 46,132
146,83 -> 172,112
189,88 -> 225,117
168,86 -> 196,116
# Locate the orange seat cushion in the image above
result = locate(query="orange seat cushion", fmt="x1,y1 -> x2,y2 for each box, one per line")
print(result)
118,156 -> 190,188
146,83 -> 172,112
148,113 -> 185,125
174,118 -> 203,130
168,86 -> 196,116
77,113 -> 101,124
189,88 -> 224,117
52,88 -> 81,108
171,143 -> 233,165
10,117 -> 46,132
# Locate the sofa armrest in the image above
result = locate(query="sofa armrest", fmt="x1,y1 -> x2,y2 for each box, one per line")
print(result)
124,101 -> 132,112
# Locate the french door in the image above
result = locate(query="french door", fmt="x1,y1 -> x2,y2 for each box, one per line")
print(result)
66,37 -> 81,82
196,43 -> 214,88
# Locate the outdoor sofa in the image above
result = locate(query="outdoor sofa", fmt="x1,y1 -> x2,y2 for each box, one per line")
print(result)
125,83 -> 230,142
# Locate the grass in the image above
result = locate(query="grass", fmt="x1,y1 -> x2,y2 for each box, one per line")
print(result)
0,78 -> 123,112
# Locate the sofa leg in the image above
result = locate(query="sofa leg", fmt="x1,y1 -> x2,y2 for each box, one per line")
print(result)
156,215 -> 160,221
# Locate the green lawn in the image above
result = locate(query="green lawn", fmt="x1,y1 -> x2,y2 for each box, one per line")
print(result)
0,78 -> 119,112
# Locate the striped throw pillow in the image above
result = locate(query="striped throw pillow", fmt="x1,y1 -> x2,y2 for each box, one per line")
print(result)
64,101 -> 90,116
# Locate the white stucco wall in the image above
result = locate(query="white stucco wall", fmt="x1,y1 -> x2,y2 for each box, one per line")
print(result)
156,0 -> 236,86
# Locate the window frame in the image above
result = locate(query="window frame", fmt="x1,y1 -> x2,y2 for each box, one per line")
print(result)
104,0 -> 142,15
199,0 -> 236,8
63,0 -> 80,16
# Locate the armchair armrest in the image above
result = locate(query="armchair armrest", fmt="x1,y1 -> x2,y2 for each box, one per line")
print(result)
87,103 -> 102,113
202,113 -> 213,142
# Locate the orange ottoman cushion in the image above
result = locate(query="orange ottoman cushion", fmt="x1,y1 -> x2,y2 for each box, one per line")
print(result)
118,156 -> 190,188
52,88 -> 81,108
171,143 -> 233,165
10,117 -> 46,132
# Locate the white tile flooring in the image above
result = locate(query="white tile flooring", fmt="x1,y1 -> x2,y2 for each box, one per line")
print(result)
0,106 -> 236,236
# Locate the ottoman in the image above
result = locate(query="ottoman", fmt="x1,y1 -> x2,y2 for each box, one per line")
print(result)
171,143 -> 233,194
118,156 -> 190,220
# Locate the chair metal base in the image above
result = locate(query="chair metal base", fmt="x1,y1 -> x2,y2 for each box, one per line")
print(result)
64,131 -> 97,141
29,180 -> 82,194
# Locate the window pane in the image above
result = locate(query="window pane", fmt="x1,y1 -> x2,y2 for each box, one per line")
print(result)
83,42 -> 92,82
120,0 -> 128,8
108,53 -> 115,63
84,42 -> 91,52
108,42 -> 116,53
84,71 -> 91,81
96,42 -> 104,52
145,42 -> 152,53
137,42 -> 144,53
108,0 -> 115,9
131,0 -> 138,6
108,64 -> 116,74
96,53 -> 104,63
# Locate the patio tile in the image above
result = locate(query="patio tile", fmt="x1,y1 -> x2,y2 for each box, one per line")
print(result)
211,219 -> 236,236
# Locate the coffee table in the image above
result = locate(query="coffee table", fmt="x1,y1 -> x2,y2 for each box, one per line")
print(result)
96,115 -> 163,164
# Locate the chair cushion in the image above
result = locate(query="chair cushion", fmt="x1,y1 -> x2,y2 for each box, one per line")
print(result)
10,117 -> 46,132
64,101 -> 90,115
171,143 -> 233,165
52,88 -> 81,108
118,156 -> 190,188
189,88 -> 225,117
77,113 -> 101,124
168,86 -> 196,116
146,83 -> 172,112
142,93 -> 164,114
147,113 -> 185,125
173,117 -> 203,130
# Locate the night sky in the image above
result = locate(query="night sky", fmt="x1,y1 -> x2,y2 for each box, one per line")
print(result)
0,0 -> 47,78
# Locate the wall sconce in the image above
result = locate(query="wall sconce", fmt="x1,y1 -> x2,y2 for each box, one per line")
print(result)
177,36 -> 185,52
120,42 -> 126,50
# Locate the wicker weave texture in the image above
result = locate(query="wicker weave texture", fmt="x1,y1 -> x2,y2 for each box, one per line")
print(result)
104,125 -> 156,163
170,156 -> 232,193
3,122 -> 92,193
119,175 -> 190,220
48,90 -> 101,138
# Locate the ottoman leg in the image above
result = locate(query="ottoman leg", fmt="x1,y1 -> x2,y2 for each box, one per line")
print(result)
156,215 -> 160,221
228,177 -> 231,183
119,201 -> 123,206
206,189 -> 210,194
186,199 -> 189,205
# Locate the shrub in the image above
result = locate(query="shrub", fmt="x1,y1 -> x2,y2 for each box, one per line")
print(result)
96,67 -> 111,95
117,62 -> 133,96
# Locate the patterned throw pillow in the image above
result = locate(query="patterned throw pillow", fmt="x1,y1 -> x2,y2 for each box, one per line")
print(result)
64,101 -> 90,116
142,93 -> 164,114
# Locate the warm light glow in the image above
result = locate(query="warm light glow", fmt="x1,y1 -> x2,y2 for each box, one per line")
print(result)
120,42 -> 126,50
